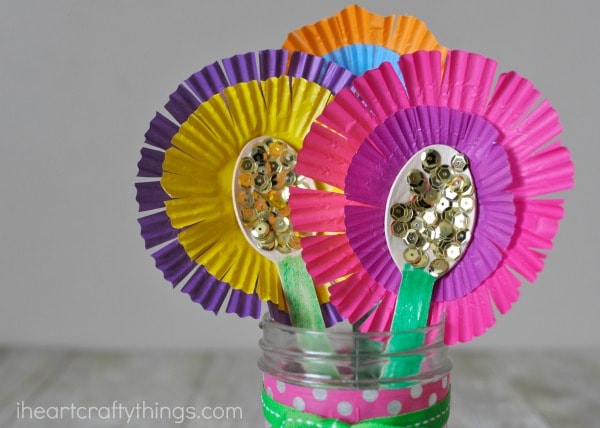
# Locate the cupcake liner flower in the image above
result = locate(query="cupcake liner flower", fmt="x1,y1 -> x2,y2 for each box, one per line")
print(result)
136,49 -> 353,324
283,4 -> 446,76
290,50 -> 574,343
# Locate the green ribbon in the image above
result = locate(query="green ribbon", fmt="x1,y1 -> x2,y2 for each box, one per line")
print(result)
262,388 -> 450,428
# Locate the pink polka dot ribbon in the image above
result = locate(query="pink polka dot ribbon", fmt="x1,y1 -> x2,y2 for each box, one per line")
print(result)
262,386 -> 450,427
263,374 -> 450,425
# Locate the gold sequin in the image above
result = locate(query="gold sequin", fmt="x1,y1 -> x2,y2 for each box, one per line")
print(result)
434,165 -> 453,183
429,174 -> 443,190
391,221 -> 408,237
444,242 -> 462,261
421,149 -> 442,172
402,229 -> 420,247
452,212 -> 470,230
458,196 -> 474,212
240,157 -> 256,174
451,154 -> 469,172
269,141 -> 286,158
281,150 -> 297,168
251,221 -> 270,240
403,248 -> 422,264
410,217 -> 426,233
390,203 -> 414,223
253,174 -> 270,191
429,259 -> 450,277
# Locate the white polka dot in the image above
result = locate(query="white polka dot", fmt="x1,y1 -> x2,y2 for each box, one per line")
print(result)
266,387 -> 273,397
410,384 -> 423,399
387,400 -> 402,415
442,376 -> 448,389
293,397 -> 305,411
337,401 -> 353,416
428,393 -> 438,406
276,380 -> 286,393
362,390 -> 378,402
312,388 -> 327,401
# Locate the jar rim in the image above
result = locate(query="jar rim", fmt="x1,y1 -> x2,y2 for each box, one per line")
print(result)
260,313 -> 445,338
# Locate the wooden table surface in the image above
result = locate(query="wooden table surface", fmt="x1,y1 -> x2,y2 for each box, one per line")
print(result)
1,347 -> 598,427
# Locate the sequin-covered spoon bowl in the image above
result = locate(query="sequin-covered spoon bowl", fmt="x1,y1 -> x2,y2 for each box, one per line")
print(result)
384,144 -> 478,331
231,136 -> 325,330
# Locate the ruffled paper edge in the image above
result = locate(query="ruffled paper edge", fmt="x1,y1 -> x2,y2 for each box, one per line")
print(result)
283,4 -> 446,74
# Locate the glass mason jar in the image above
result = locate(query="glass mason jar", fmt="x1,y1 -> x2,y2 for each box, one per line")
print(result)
258,315 -> 452,427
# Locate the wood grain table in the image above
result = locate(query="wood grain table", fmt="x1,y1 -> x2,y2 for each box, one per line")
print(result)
1,347 -> 598,427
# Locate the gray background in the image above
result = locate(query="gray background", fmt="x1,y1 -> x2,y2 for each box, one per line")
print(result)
1,0 -> 597,351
